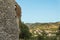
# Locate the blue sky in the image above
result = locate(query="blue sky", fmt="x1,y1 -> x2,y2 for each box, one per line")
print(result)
16,0 -> 60,23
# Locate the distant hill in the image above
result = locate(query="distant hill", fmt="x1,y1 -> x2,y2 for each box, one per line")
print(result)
25,22 -> 60,36
25,22 -> 60,28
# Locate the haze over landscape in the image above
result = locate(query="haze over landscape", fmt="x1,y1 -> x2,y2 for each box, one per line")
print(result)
16,0 -> 60,23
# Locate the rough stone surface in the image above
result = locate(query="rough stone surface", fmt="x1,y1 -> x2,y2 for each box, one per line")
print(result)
0,0 -> 20,40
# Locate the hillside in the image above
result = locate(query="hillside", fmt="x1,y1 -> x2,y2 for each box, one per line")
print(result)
25,22 -> 60,28
25,22 -> 60,36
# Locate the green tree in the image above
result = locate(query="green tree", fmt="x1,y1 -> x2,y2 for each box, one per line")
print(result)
37,35 -> 44,40
19,23 -> 32,39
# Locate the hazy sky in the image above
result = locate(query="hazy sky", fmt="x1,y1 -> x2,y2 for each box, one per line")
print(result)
16,0 -> 60,23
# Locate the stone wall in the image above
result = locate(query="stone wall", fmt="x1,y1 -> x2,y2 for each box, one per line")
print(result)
0,0 -> 20,40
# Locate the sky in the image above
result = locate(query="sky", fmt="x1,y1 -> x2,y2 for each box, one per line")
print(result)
16,0 -> 60,23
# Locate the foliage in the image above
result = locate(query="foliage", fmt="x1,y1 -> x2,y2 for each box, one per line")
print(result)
37,35 -> 44,40
19,22 -> 60,40
19,23 -> 32,39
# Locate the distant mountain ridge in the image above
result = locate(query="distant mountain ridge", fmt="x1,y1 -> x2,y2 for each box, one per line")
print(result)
25,22 -> 60,28
25,22 -> 60,37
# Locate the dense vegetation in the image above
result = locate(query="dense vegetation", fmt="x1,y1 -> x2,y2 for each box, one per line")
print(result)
19,23 -> 32,39
19,22 -> 60,40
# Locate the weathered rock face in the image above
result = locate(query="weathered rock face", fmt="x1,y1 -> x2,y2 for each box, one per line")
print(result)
0,0 -> 20,40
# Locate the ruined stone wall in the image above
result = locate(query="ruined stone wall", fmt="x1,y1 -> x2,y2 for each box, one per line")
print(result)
0,0 -> 20,40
